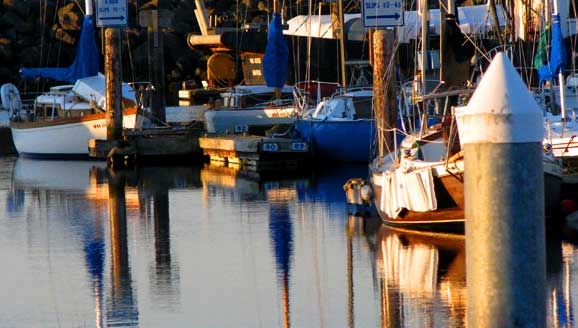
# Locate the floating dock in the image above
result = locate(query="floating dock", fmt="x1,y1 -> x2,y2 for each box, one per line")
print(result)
89,126 -> 204,161
199,134 -> 309,172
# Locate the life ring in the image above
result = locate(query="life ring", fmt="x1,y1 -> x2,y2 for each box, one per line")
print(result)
1,83 -> 21,118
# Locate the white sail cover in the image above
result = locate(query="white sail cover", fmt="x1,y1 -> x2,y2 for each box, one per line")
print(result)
380,165 -> 437,218
72,73 -> 137,110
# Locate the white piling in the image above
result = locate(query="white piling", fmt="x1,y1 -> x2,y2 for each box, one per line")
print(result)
456,52 -> 546,327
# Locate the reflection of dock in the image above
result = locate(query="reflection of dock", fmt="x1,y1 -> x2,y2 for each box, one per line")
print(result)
200,164 -> 307,201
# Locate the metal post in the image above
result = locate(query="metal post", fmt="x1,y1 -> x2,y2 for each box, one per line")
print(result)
457,53 -> 546,327
105,28 -> 123,141
85,0 -> 93,16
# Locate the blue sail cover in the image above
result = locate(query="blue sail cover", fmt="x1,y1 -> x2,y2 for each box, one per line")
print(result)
21,15 -> 99,83
263,13 -> 289,88
539,14 -> 567,84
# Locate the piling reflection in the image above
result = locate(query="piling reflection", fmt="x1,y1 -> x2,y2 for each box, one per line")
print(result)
106,171 -> 139,327
139,166 -> 193,309
546,239 -> 578,327
7,158 -> 202,326
347,214 -> 382,328
376,227 -> 467,328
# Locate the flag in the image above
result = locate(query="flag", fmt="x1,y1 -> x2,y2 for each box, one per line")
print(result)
538,14 -> 567,84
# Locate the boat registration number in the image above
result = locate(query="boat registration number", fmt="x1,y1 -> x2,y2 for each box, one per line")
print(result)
262,143 -> 279,152
291,142 -> 307,151
235,125 -> 249,133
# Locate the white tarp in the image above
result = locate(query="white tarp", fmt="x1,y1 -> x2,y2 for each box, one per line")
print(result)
284,4 -> 506,43
380,165 -> 437,218
72,73 -> 137,110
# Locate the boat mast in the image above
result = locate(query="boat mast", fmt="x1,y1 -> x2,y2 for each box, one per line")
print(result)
338,0 -> 347,90
554,0 -> 568,120
274,0 -> 281,99
85,0 -> 93,16
420,0 -> 428,94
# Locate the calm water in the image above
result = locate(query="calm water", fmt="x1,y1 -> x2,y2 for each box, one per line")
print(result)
0,156 -> 576,327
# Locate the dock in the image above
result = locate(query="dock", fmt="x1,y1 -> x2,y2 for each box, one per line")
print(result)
199,134 -> 309,172
89,126 -> 204,162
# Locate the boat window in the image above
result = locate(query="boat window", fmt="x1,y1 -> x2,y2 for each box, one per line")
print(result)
46,106 -> 58,119
353,97 -> 373,119
34,106 -> 45,120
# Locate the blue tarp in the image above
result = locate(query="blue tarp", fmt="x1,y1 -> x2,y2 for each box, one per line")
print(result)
21,15 -> 99,83
539,14 -> 567,84
263,13 -> 289,88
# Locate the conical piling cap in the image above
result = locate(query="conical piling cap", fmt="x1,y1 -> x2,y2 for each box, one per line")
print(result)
456,52 -> 543,144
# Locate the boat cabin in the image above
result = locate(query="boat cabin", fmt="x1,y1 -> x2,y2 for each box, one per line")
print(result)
32,85 -> 96,120
306,91 -> 373,120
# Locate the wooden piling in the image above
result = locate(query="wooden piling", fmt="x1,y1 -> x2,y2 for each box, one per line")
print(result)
105,28 -> 123,141
372,29 -> 397,157
457,53 -> 546,327
140,9 -> 170,123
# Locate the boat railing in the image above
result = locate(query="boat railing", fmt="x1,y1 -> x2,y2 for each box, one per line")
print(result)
253,98 -> 295,109
293,80 -> 342,114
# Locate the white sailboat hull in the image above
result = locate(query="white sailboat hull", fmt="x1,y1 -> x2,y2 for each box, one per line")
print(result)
11,113 -> 137,158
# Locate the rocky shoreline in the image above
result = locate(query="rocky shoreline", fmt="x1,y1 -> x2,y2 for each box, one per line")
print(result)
1,1 -> 288,103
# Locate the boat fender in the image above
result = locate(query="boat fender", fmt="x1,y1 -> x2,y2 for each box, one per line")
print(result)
343,178 -> 373,206
360,184 -> 374,203
0,83 -> 21,118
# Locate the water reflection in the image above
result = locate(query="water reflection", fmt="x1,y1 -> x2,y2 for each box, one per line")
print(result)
376,227 -> 467,327
269,195 -> 293,328
4,158 -> 201,327
107,171 -> 138,327
7,156 -> 578,327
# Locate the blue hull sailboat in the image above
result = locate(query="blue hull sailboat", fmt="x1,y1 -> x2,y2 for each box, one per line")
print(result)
293,86 -> 375,163
293,118 -> 374,162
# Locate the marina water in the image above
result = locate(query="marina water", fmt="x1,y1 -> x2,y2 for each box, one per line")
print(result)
0,156 -> 576,327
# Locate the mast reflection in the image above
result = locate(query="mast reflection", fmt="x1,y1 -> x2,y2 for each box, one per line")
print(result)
376,227 -> 466,328
268,188 -> 294,328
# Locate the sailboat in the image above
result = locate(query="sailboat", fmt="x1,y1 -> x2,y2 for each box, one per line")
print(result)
4,1 -> 139,158
533,10 -> 578,170
370,53 -> 563,233
293,84 -> 375,162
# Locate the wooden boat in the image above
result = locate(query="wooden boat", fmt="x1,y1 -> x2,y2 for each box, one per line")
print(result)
370,54 -> 563,233
7,78 -> 138,158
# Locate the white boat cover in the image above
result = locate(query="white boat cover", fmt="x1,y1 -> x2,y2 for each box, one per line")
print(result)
380,166 -> 437,218
72,73 -> 137,110
285,4 -> 506,43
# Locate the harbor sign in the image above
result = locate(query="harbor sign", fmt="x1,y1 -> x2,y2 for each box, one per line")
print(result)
96,0 -> 128,27
362,0 -> 404,28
